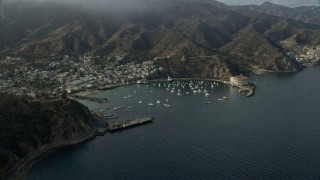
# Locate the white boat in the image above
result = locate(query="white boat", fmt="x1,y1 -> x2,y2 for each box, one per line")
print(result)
124,96 -> 128,99
148,103 -> 154,106
205,101 -> 211,104
127,95 -> 132,98
177,92 -> 182,96
164,104 -> 171,107
168,76 -> 173,81
205,92 -> 210,96
171,89 -> 175,93
156,100 -> 161,104
186,92 -> 190,94
139,101 -> 142,104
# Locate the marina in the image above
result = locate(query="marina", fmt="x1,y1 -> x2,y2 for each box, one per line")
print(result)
26,67 -> 320,180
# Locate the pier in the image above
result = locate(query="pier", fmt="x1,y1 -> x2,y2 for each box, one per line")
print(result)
72,95 -> 108,103
107,116 -> 154,131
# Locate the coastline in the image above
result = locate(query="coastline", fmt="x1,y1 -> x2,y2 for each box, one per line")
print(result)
6,126 -> 98,180
253,69 -> 297,74
7,77 -> 255,180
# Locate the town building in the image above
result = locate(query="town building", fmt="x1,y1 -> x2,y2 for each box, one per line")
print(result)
230,74 -> 249,86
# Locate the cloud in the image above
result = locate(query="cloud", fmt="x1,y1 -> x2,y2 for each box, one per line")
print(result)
2,0 -> 319,10
2,0 -> 174,12
216,0 -> 320,7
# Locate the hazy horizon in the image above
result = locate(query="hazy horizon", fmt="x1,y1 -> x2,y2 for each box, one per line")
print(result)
1,0 -> 320,8
217,0 -> 320,7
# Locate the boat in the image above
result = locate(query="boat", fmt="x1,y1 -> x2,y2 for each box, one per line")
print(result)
205,92 -> 210,96
127,95 -> 132,98
222,96 -> 229,100
139,101 -> 142,104
205,101 -> 211,104
171,89 -> 175,93
177,92 -> 182,96
148,103 -> 154,106
217,98 -> 224,101
127,106 -> 134,109
113,105 -> 126,111
164,103 -> 171,107
156,100 -> 161,104
124,96 -> 128,99
168,76 -> 173,82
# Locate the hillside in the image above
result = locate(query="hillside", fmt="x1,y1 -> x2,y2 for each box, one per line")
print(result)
1,0 -> 320,74
0,93 -> 94,179
240,2 -> 320,25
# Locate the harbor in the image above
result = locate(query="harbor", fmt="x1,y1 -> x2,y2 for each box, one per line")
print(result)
151,77 -> 256,97
26,67 -> 320,179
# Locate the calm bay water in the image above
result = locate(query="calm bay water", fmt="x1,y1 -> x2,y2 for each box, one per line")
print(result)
27,67 -> 320,179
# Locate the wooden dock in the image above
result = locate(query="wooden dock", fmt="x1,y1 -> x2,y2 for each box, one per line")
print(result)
107,116 -> 154,131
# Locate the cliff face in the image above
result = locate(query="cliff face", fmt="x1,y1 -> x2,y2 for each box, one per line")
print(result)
0,94 -> 94,179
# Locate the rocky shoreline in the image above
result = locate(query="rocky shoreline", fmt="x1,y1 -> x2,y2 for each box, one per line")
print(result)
6,128 -> 97,180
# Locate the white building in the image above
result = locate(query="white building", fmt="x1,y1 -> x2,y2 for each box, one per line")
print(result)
230,74 -> 249,86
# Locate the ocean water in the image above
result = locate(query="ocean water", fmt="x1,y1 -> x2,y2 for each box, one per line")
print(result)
27,67 -> 320,179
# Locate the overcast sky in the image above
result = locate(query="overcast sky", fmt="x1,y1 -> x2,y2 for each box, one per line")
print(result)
1,0 -> 320,8
216,0 -> 320,7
